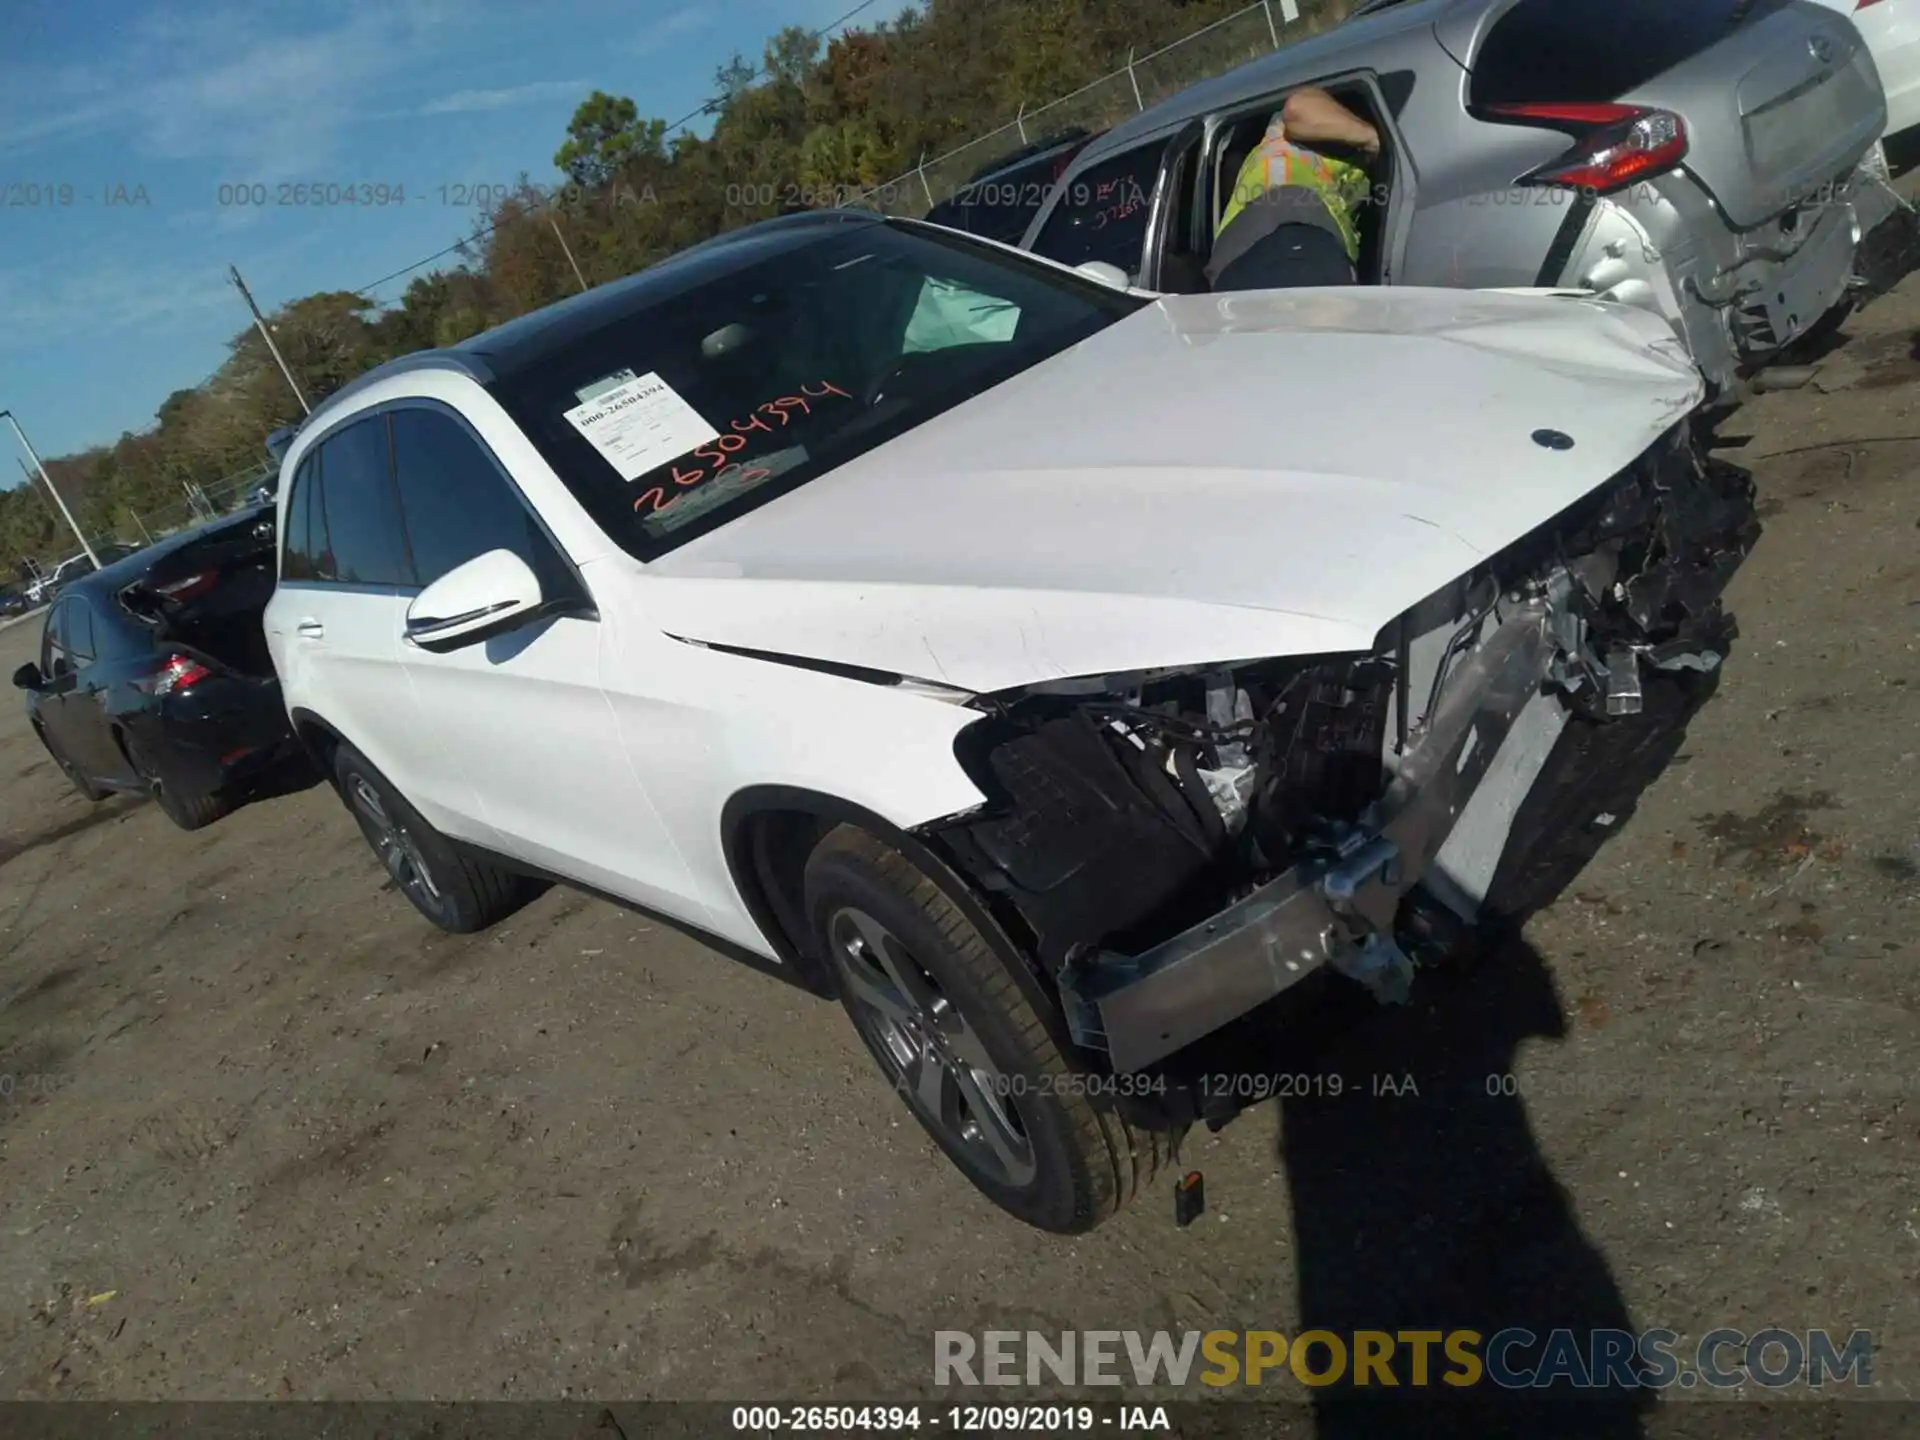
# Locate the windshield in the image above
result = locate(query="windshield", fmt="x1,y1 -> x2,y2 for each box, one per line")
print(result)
487,219 -> 1143,562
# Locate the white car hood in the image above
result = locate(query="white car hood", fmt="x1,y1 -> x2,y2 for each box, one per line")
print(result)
640,286 -> 1702,694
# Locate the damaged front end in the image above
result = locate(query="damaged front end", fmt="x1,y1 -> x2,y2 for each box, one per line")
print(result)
919,424 -> 1759,1088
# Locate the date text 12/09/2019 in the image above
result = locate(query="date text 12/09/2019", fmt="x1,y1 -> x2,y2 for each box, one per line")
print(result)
730,1406 -> 1171,1432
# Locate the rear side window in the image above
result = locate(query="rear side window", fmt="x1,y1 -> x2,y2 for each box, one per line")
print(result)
64,599 -> 96,662
389,406 -> 573,595
1470,0 -> 1788,107
1029,145 -> 1161,277
89,599 -> 150,661
937,143 -> 1091,246
282,457 -> 325,581
313,416 -> 413,587
42,601 -> 73,676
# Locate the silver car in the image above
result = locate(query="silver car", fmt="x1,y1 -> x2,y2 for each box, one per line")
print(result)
1017,0 -> 1903,395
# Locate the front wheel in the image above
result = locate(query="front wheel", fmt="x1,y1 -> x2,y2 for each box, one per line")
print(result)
803,824 -> 1169,1234
332,742 -> 541,933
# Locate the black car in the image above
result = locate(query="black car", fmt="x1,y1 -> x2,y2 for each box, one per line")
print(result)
922,129 -> 1099,245
11,504 -> 296,830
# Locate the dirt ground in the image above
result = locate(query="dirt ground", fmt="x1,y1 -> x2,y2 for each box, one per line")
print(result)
1,266 -> 1917,1419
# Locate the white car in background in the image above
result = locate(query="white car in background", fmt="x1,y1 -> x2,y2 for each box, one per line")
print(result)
1821,0 -> 1920,140
264,212 -> 1760,1233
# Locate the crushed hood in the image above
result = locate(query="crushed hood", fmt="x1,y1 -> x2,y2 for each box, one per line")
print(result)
638,286 -> 1703,693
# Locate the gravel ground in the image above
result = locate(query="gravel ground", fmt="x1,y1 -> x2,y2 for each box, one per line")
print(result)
0,263 -> 1916,1421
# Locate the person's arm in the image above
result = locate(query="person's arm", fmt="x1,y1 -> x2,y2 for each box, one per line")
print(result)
1280,87 -> 1381,160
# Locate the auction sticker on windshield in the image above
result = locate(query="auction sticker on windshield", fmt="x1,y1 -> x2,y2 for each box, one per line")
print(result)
563,370 -> 719,482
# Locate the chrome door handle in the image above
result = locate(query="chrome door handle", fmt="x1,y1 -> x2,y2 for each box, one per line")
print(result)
296,619 -> 325,639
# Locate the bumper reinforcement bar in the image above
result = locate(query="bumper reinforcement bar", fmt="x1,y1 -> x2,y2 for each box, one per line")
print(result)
1058,605 -> 1557,1074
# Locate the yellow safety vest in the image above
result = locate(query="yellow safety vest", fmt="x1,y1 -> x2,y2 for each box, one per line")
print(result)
1217,118 -> 1369,263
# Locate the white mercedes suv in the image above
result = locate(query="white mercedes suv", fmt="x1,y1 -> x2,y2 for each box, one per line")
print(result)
263,211 -> 1758,1233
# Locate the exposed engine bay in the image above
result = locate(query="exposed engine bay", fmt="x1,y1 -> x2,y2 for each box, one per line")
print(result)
923,423 -> 1759,1084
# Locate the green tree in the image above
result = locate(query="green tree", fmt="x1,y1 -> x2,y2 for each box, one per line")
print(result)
10,0 -> 1322,568
555,91 -> 660,190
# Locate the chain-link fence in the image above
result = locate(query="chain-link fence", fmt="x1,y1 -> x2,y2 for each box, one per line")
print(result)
855,0 -> 1353,220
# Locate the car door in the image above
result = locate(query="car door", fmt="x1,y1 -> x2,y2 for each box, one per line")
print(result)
1139,119 -> 1208,293
57,597 -> 127,779
1024,139 -> 1172,283
270,414 -> 421,797
34,599 -> 84,762
385,401 -> 700,914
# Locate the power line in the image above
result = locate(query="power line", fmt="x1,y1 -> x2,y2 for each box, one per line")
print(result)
351,0 -> 884,299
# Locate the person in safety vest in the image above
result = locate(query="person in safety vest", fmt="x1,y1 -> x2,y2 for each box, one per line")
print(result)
1206,87 -> 1380,292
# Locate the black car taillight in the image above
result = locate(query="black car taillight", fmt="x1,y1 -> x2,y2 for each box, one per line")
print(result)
1484,102 -> 1688,197
143,653 -> 213,696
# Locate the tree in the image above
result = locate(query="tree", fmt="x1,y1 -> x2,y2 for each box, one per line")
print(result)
555,91 -> 657,190
714,53 -> 759,101
10,0 -> 1304,573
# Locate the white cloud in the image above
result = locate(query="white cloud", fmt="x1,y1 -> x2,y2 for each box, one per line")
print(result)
420,78 -> 592,115
0,260 -> 239,352
0,0 -> 467,176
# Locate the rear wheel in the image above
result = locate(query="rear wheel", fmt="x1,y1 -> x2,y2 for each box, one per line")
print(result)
332,742 -> 540,934
804,824 -> 1168,1234
123,732 -> 230,831
35,722 -> 107,803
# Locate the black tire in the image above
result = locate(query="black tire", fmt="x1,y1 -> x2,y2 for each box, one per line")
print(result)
36,721 -> 107,803
803,823 -> 1167,1234
122,732 -> 231,832
332,742 -> 540,934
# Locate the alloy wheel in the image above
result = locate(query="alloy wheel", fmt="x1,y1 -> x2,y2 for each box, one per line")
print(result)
828,904 -> 1037,1187
347,775 -> 443,910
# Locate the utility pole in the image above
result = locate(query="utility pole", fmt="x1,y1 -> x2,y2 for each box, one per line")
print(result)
16,457 -> 59,525
2,410 -> 98,567
228,264 -> 311,415
547,213 -> 590,293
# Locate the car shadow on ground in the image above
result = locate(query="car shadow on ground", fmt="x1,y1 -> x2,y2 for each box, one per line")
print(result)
1219,671 -> 1728,1436
223,753 -> 329,814
1256,951 -> 1648,1439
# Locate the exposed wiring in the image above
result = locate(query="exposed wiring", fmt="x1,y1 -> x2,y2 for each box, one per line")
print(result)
1084,703 -> 1258,749
1422,588 -> 1499,728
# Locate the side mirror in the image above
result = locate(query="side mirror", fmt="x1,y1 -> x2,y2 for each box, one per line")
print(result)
1074,260 -> 1133,290
404,549 -> 545,654
12,662 -> 42,691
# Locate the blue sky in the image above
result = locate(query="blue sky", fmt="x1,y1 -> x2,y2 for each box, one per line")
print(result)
0,0 -> 876,480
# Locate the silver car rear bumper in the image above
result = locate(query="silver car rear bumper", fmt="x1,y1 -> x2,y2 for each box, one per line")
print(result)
1558,161 -> 1900,391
